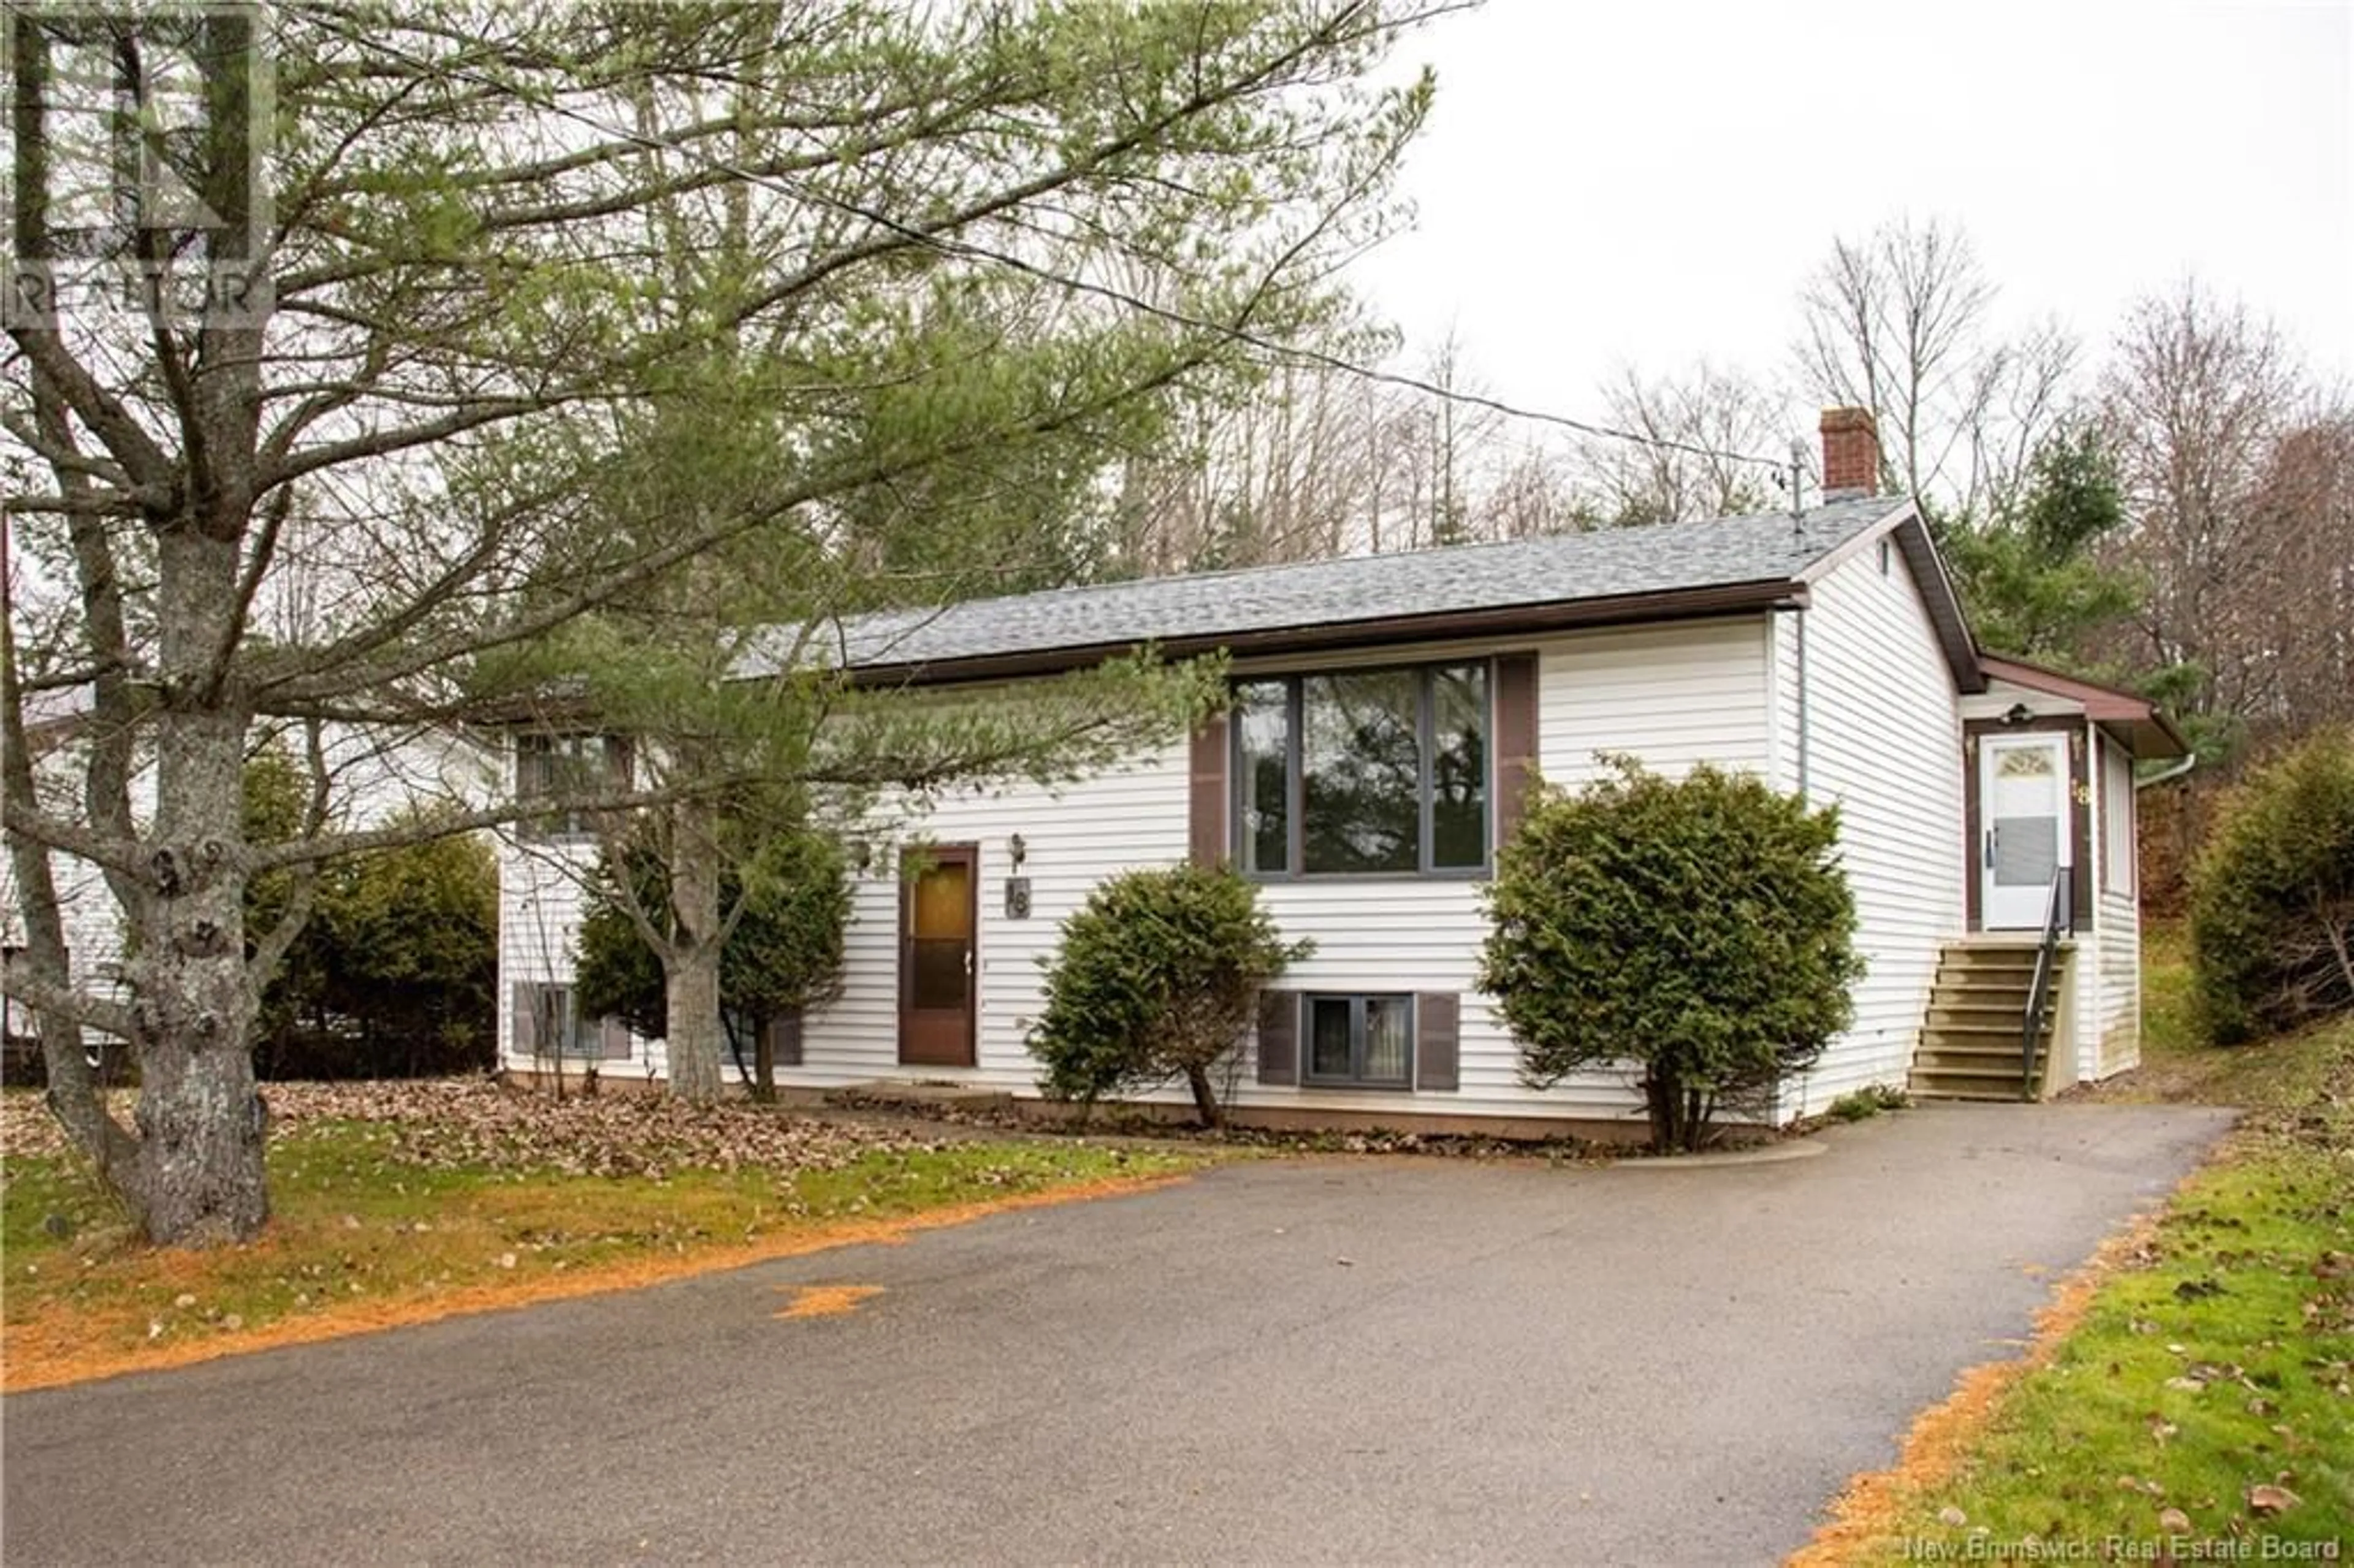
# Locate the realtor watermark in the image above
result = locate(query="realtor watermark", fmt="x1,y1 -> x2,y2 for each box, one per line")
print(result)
4,0 -> 273,327
1894,1534 -> 2342,1562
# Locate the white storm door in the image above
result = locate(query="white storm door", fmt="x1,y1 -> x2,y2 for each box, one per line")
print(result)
1981,734 -> 2068,930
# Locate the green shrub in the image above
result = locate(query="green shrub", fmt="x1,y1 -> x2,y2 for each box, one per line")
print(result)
1477,757 -> 1864,1152
1027,863 -> 1308,1127
251,808 -> 500,1081
1824,1084 -> 1909,1122
2188,729 -> 2354,1045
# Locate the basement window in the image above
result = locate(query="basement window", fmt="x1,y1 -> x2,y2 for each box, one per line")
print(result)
1304,994 -> 1414,1089
524,983 -> 606,1058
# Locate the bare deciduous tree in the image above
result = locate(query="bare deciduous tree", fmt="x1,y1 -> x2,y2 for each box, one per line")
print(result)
2096,281 -> 2342,755
2250,414 -> 2354,733
1577,362 -> 1786,525
1794,216 -> 2076,519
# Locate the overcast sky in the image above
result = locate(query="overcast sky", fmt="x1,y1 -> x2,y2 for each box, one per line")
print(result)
1349,0 -> 2352,427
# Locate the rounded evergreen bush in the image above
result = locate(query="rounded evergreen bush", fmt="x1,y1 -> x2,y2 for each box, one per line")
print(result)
1027,863 -> 1308,1127
2188,729 -> 2354,1045
1477,756 -> 1864,1151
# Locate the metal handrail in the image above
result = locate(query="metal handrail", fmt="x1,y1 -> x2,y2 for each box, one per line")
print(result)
2020,868 -> 2067,1098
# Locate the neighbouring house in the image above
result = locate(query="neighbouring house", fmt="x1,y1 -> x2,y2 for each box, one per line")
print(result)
2,712 -> 494,1079
493,408 -> 2185,1135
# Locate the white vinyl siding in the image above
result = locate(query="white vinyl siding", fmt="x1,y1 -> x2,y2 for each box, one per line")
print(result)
1539,618 -> 1773,786
1249,861 -> 1515,1113
1245,618 -> 1772,1125
812,727 -> 1628,1124
0,848 -> 128,1036
495,835 -> 658,1071
1778,541 -> 1966,1116
492,744 -> 1198,1092
1499,617 -> 1780,1125
495,731 -> 652,1073
1770,612 -> 1801,794
810,748 -> 1196,1091
2092,733 -> 2143,1077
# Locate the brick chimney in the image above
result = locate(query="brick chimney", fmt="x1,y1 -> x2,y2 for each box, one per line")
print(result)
1819,406 -> 1880,499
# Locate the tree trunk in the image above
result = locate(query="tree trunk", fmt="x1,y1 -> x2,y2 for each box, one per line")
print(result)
752,1020 -> 775,1105
1,651 -> 135,1184
1642,1072 -> 1688,1155
1184,1064 -> 1224,1129
663,798 -> 725,1103
664,948 -> 724,1103
118,525 -> 270,1244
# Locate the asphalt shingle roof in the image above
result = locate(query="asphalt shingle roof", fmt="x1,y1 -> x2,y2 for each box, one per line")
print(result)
743,495 -> 1911,678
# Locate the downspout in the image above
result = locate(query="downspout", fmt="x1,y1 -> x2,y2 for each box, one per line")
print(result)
2135,753 -> 2197,790
1792,608 -> 1810,801
1768,600 -> 1812,1127
1769,601 -> 1811,801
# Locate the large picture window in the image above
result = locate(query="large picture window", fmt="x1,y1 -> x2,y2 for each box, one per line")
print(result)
1233,662 -> 1489,876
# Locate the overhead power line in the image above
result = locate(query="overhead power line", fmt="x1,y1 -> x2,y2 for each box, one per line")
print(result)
321,17 -> 1803,487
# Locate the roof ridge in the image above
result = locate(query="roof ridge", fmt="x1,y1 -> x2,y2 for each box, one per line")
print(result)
883,494 -> 1902,617
731,495 -> 1919,685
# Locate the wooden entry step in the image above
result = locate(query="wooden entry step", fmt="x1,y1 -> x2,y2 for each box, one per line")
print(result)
1909,940 -> 2064,1103
823,1079 -> 1012,1111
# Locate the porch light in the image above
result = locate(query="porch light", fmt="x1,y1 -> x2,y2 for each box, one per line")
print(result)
1008,832 -> 1027,869
2002,702 -> 2034,726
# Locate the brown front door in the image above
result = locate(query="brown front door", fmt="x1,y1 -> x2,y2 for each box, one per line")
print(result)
899,845 -> 978,1067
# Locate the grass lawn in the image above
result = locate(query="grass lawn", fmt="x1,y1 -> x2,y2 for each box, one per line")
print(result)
0,1083 -> 1205,1391
1806,928 -> 2354,1560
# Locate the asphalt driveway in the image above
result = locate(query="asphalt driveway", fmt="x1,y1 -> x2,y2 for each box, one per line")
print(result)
4,1102 -> 2231,1567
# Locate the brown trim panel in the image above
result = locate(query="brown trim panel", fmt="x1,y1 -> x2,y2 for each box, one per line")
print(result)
1491,653 -> 1539,850
1189,714 -> 1229,867
1414,993 -> 1460,1092
1255,990 -> 1299,1085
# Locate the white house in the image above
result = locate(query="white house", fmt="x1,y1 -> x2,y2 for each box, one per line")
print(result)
2,717 -> 494,1072
494,409 -> 2185,1136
